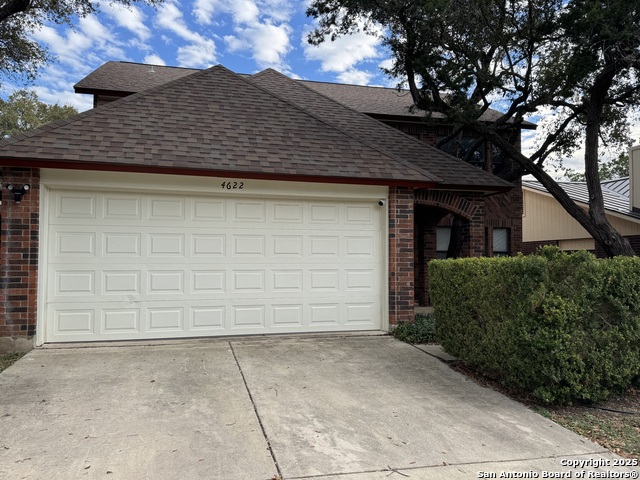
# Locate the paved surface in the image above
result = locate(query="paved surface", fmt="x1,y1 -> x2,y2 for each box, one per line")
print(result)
0,335 -> 634,479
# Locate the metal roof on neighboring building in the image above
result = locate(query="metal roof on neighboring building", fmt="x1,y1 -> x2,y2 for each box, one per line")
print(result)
523,178 -> 640,220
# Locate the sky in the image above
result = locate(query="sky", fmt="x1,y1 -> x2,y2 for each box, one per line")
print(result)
9,0 -> 640,177
16,0 -> 391,113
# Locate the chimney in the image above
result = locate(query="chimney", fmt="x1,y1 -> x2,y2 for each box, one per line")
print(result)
630,145 -> 640,212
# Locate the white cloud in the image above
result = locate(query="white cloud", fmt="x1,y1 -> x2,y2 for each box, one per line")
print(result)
176,40 -> 218,68
257,0 -> 294,23
224,34 -> 251,52
31,85 -> 93,112
228,0 -> 260,24
144,54 -> 166,65
195,0 -> 293,72
101,3 -> 152,42
77,16 -> 128,59
194,0 -> 293,25
302,24 -> 381,73
156,1 -> 218,67
336,68 -> 373,85
227,22 -> 291,70
193,0 -> 222,25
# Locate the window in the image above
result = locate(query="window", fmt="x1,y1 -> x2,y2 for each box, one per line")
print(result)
493,228 -> 509,257
437,135 -> 485,169
491,144 -> 506,174
436,227 -> 451,259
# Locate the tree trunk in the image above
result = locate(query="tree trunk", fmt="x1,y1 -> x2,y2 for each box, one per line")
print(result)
581,63 -> 636,257
469,121 -> 635,257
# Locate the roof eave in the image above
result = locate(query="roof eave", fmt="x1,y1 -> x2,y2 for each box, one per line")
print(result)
0,158 -> 440,189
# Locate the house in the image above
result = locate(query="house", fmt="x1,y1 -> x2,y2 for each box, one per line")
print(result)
521,146 -> 640,255
0,63 -> 515,350
75,61 -> 529,305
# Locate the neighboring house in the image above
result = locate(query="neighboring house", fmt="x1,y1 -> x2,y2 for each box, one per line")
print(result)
521,146 -> 640,255
0,63 -> 515,350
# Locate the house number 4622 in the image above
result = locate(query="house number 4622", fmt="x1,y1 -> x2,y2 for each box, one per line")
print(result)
221,181 -> 244,190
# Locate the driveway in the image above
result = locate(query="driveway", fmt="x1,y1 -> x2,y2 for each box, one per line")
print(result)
0,335 -> 630,479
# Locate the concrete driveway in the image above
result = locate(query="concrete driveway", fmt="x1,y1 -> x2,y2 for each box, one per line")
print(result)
0,335 -> 631,479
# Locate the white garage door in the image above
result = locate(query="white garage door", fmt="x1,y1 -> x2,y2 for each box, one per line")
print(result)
43,181 -> 385,342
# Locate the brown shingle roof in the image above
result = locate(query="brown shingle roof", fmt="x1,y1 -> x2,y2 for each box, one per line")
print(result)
75,61 -> 529,126
0,66 -> 443,184
74,62 -> 198,96
249,69 -> 512,190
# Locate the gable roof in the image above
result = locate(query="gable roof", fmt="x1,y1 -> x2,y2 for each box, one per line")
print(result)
0,65 -> 511,190
75,61 -> 531,126
523,178 -> 640,221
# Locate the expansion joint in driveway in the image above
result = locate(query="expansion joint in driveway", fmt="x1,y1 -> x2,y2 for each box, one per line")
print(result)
229,341 -> 283,479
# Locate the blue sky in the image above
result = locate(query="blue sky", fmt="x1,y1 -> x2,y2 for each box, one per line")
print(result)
17,0 -> 392,112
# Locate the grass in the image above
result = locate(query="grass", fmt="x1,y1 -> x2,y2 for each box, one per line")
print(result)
394,312 -> 640,459
0,352 -> 26,373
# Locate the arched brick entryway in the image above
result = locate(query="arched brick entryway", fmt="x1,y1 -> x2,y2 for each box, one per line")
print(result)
414,190 -> 486,306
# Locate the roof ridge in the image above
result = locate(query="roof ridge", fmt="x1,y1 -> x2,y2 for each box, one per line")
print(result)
251,68 -> 443,183
114,60 -> 199,71
298,77 -> 407,92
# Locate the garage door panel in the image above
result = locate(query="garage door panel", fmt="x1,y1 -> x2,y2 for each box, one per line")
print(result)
54,270 -> 95,296
103,309 -> 140,333
104,196 -> 141,219
192,234 -> 226,256
232,200 -> 266,222
271,202 -> 304,223
104,233 -> 141,256
191,307 -> 226,330
232,235 -> 265,256
148,308 -> 184,332
56,192 -> 97,219
148,197 -> 185,220
45,188 -> 384,342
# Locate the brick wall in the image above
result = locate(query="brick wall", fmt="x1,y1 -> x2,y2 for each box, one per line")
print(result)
0,167 -> 40,346
520,240 -> 559,255
389,187 -> 414,326
382,118 -> 524,258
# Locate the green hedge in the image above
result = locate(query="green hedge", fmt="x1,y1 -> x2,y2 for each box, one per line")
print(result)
429,247 -> 640,405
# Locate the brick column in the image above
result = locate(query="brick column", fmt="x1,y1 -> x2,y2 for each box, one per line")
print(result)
467,196 -> 485,257
0,167 -> 40,349
389,187 -> 414,326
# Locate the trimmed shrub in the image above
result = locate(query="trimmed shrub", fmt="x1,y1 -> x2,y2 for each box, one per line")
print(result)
393,312 -> 438,344
429,247 -> 640,405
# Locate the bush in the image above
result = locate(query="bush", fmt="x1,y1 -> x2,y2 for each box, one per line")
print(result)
393,312 -> 438,344
429,247 -> 640,405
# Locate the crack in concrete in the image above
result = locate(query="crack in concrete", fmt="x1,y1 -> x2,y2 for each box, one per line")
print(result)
229,340 -> 283,480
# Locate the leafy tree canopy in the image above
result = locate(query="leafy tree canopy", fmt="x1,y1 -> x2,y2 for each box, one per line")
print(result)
0,0 -> 163,86
0,89 -> 77,137
307,0 -> 640,256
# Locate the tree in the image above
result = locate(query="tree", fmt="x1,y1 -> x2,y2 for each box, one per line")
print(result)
564,152 -> 629,182
0,0 -> 162,86
307,0 -> 640,256
0,89 -> 77,137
